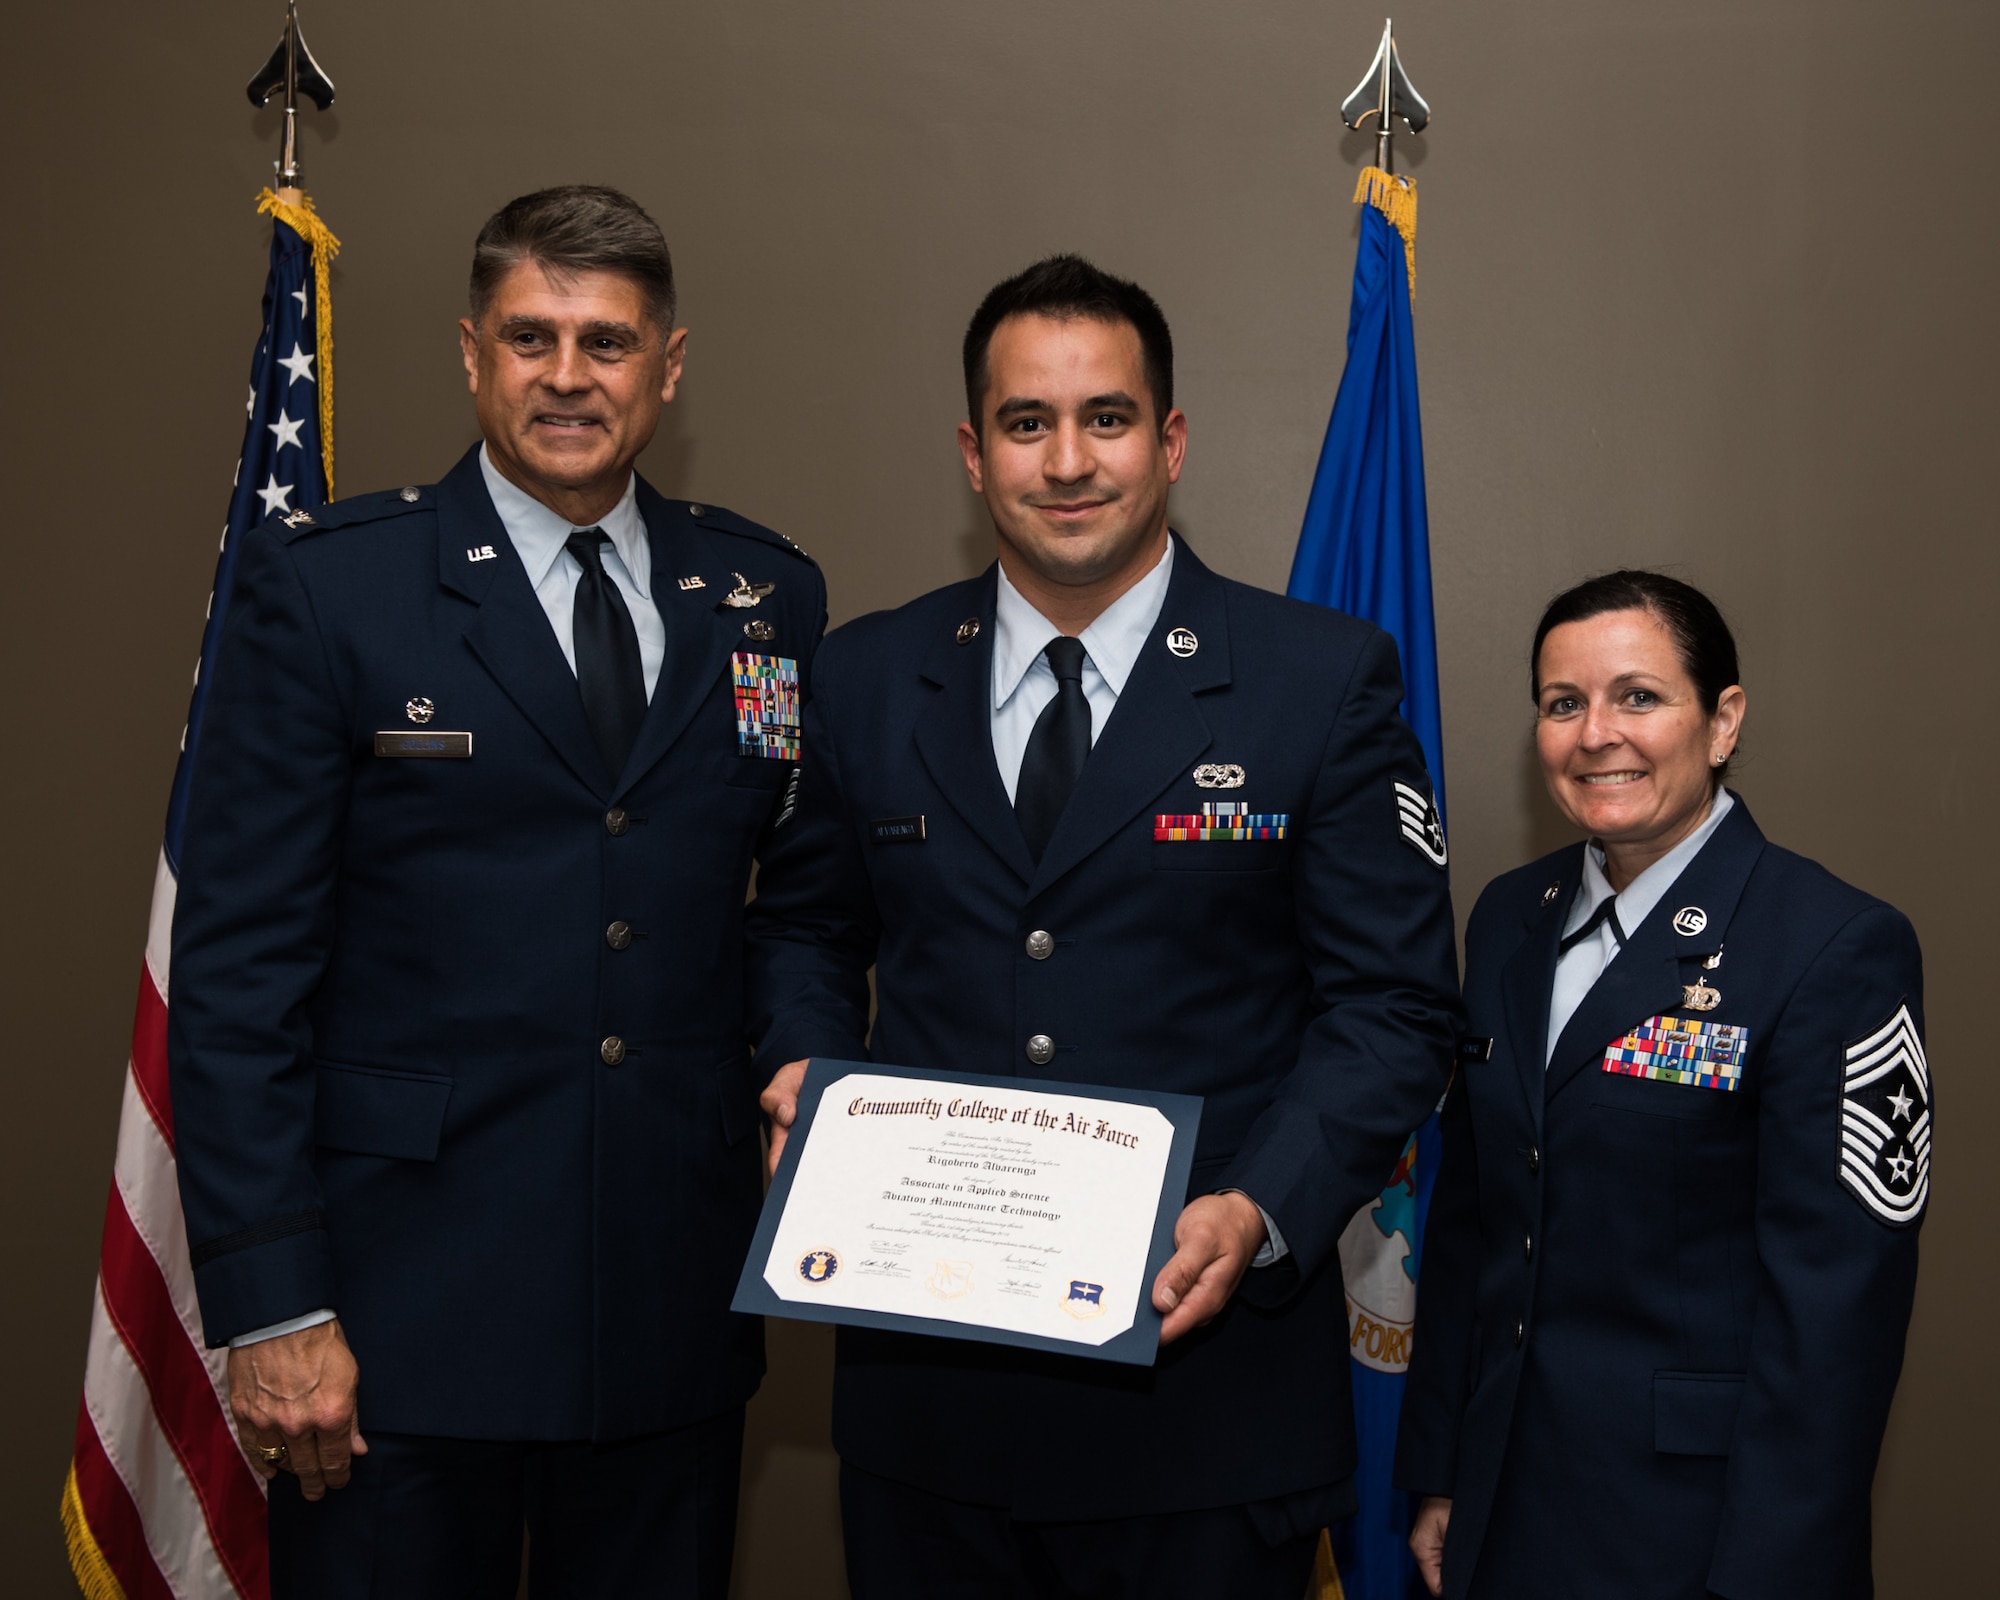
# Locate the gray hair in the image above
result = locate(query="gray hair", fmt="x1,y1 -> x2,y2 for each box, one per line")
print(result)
469,185 -> 676,331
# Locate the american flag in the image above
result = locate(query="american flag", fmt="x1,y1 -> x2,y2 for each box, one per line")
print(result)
63,190 -> 338,1600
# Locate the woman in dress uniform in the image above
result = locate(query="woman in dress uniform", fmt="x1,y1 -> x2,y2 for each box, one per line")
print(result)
1395,571 -> 1928,1600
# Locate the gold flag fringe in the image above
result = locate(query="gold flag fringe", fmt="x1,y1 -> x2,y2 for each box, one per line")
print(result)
1311,1527 -> 1349,1599
1353,166 -> 1417,302
60,1462 -> 131,1600
257,187 -> 341,495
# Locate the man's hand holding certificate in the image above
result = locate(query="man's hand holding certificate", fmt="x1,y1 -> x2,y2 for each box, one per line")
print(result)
742,1061 -> 1211,1364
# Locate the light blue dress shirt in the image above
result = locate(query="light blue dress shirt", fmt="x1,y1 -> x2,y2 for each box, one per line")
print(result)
990,538 -> 1174,800
478,445 -> 666,700
1545,787 -> 1736,1065
229,453 -> 672,1350
987,536 -> 1286,1267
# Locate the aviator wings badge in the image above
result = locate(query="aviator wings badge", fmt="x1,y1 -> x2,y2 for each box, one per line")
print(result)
720,572 -> 776,609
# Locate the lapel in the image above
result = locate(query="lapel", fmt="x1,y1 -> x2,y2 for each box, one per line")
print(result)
1498,848 -> 1583,1138
912,569 -> 1038,886
443,447 -> 611,796
610,479 -> 747,803
1542,797 -> 1768,1105
1026,533 -> 1227,901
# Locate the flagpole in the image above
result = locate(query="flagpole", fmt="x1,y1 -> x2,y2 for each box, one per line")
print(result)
246,0 -> 336,201
1341,18 -> 1431,178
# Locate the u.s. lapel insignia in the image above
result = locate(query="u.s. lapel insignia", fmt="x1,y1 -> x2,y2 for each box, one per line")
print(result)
1542,882 -> 1562,906
677,575 -> 707,591
1672,905 -> 1708,937
1192,763 -> 1246,789
1393,780 -> 1448,869
466,544 -> 497,563
720,571 -> 776,608
956,617 -> 981,645
1165,627 -> 1199,658
1839,1002 -> 1930,1226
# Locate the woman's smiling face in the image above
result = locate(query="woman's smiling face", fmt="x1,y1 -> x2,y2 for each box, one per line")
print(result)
1534,606 -> 1745,875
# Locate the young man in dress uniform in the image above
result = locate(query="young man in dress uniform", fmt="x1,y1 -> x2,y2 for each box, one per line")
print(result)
168,185 -> 823,1597
749,255 -> 1462,1599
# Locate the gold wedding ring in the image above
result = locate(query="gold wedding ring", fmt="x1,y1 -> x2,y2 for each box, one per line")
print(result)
257,1442 -> 289,1465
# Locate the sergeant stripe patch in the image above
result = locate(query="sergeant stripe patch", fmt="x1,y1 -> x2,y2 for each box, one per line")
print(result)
1838,1003 -> 1930,1227
1394,780 -> 1447,868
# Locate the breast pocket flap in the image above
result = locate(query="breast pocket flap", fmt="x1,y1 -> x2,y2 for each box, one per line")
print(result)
1653,1371 -> 1745,1456
314,1060 -> 452,1162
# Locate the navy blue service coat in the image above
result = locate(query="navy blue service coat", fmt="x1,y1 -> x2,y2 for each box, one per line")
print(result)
169,446 -> 825,1442
1396,798 -> 1928,1600
746,535 -> 1461,1519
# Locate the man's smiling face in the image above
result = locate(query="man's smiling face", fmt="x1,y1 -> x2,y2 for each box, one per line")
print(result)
958,312 -> 1184,604
459,260 -> 686,517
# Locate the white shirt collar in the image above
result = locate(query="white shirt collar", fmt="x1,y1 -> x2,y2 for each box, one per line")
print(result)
1566,787 -> 1737,941
992,536 -> 1174,711
478,444 -> 650,596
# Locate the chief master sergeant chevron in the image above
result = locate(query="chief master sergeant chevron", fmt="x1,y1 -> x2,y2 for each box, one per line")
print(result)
749,255 -> 1462,1599
167,185 -> 824,1597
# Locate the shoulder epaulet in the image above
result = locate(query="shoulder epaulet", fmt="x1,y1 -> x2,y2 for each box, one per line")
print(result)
262,484 -> 434,543
679,500 -> 817,564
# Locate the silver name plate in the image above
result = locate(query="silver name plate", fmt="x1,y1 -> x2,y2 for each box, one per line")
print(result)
374,731 -> 472,758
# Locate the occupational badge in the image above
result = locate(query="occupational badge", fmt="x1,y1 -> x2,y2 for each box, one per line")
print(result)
404,696 -> 436,725
1602,1015 -> 1749,1091
1192,763 -> 1246,789
732,653 -> 801,759
1394,779 -> 1448,868
1838,1001 -> 1930,1227
742,619 -> 777,642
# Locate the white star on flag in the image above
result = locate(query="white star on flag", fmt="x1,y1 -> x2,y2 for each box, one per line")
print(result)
278,341 -> 316,386
293,286 -> 309,318
256,473 -> 295,515
1887,1085 -> 1914,1121
269,411 -> 305,451
247,383 -> 257,418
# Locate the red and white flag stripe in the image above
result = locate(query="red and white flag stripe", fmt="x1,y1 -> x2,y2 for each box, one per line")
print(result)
64,852 -> 270,1600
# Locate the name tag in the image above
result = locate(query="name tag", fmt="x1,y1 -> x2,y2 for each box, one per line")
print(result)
1154,802 -> 1287,841
870,816 -> 926,844
733,652 -> 801,760
1603,1015 -> 1749,1090
374,731 -> 472,758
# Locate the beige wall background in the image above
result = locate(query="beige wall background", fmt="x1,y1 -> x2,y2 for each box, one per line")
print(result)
3,0 -> 1993,1593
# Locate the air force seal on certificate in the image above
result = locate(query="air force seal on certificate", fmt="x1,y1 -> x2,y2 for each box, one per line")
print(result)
1839,1002 -> 1930,1227
798,1248 -> 840,1285
1061,1280 -> 1106,1320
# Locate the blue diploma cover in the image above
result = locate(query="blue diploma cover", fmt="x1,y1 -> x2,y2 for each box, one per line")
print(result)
732,1059 -> 1202,1366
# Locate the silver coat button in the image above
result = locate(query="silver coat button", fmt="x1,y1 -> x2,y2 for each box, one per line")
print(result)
1514,1321 -> 1525,1348
606,921 -> 633,951
688,504 -> 706,518
600,1036 -> 626,1066
1025,1034 -> 1055,1065
1025,930 -> 1054,960
399,486 -> 420,503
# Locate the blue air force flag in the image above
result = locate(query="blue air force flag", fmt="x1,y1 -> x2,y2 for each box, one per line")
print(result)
1288,169 -> 1442,1600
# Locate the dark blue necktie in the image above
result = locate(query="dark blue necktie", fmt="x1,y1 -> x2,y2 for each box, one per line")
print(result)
1015,636 -> 1091,861
1559,896 -> 1626,956
565,528 -> 647,780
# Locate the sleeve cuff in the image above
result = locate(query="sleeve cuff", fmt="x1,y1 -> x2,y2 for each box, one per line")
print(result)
1218,1189 -> 1290,1267
228,1308 -> 337,1349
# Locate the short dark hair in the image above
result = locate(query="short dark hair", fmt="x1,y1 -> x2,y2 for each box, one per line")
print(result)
469,185 -> 676,331
1531,569 -> 1742,787
962,255 -> 1174,432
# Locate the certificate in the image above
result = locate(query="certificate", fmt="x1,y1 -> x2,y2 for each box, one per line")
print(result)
732,1060 -> 1202,1365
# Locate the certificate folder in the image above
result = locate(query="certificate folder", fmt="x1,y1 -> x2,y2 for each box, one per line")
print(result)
732,1059 -> 1202,1366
